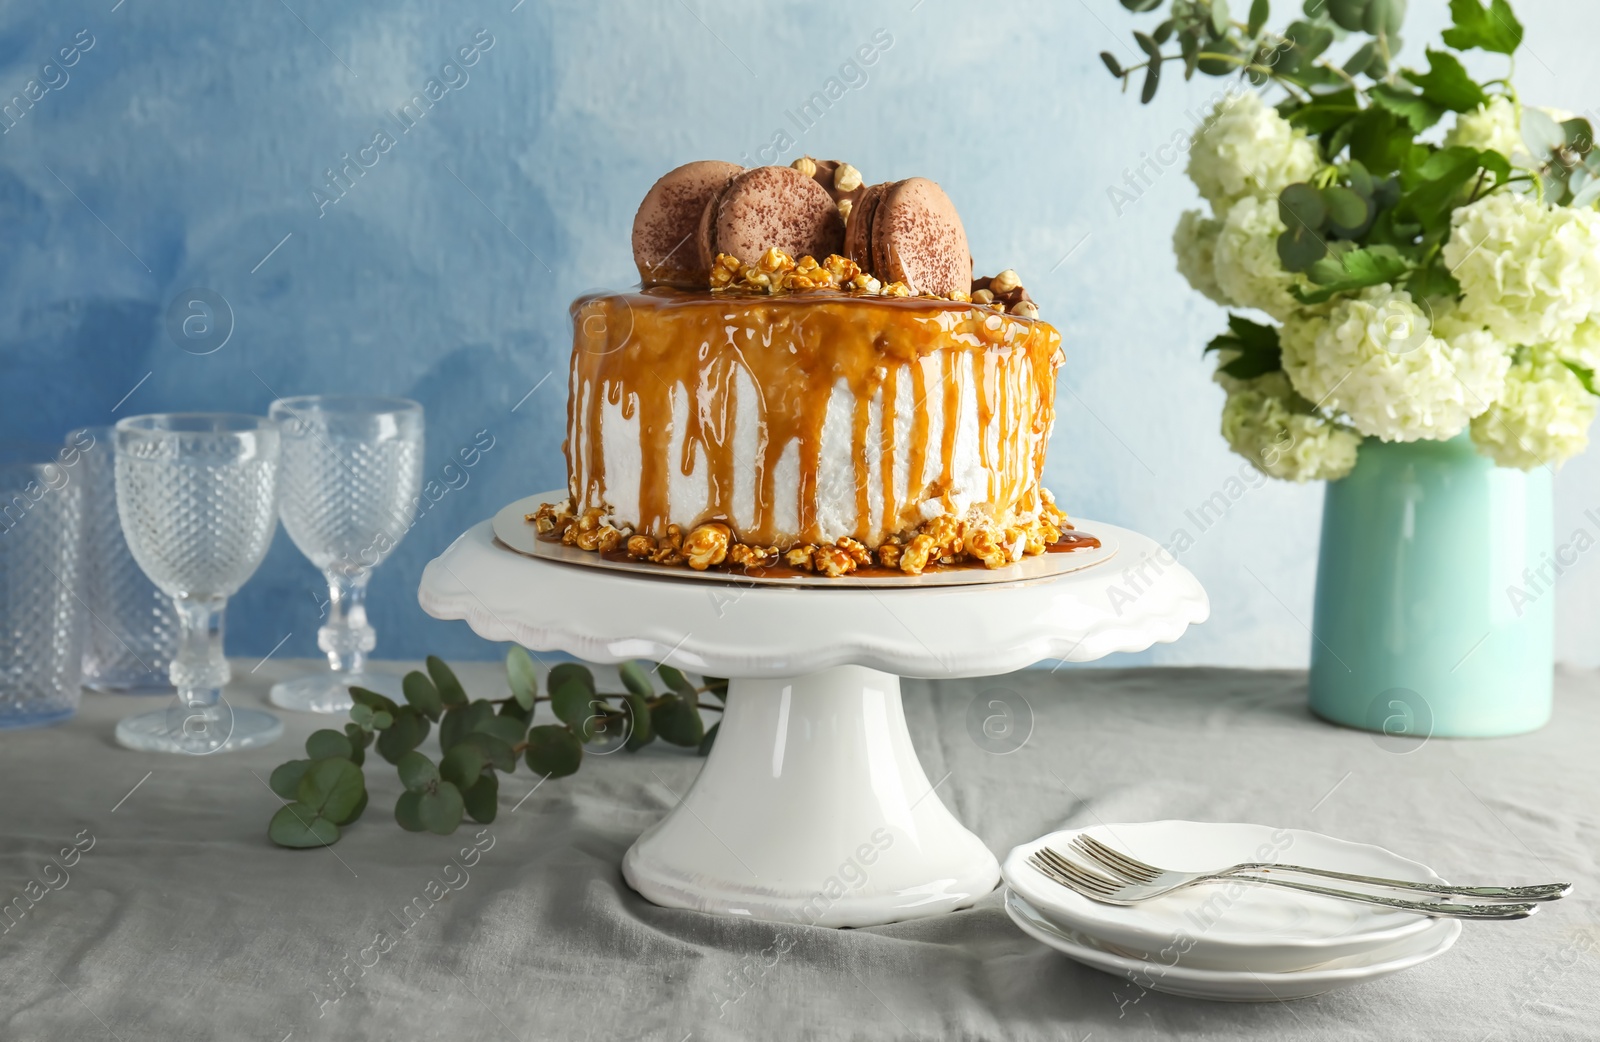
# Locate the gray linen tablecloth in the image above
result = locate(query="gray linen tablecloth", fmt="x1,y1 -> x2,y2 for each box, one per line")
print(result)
2,660 -> 1596,1042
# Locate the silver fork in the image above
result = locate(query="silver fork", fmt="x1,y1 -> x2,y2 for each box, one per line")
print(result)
1027,848 -> 1539,920
1070,833 -> 1571,903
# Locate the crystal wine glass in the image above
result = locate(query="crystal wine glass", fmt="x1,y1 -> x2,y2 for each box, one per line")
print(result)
267,396 -> 423,714
113,414 -> 283,754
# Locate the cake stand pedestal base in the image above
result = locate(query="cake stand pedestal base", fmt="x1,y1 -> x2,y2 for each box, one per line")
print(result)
623,665 -> 997,928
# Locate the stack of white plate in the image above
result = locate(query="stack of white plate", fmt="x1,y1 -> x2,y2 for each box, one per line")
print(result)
1001,821 -> 1462,1001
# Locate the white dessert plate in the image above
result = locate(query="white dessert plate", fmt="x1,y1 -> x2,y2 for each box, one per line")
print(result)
491,493 -> 1118,589
1002,822 -> 1443,973
1005,888 -> 1461,1002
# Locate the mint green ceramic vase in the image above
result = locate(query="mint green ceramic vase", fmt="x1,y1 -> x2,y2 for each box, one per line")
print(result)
1309,435 -> 1554,738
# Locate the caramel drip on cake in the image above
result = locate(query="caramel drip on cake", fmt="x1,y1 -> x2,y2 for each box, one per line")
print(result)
565,288 -> 1062,548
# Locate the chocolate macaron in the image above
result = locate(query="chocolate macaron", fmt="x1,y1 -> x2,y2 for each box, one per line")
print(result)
868,178 -> 972,296
844,182 -> 888,274
697,165 -> 845,269
632,160 -> 743,286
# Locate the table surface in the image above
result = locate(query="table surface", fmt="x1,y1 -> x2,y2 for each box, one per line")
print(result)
2,659 -> 1596,1042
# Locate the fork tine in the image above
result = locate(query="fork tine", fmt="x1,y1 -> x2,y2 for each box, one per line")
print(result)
1074,834 -> 1162,882
1031,850 -> 1122,896
1029,853 -> 1120,898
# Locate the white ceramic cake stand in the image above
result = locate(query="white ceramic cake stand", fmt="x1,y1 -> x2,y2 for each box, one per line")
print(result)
418,516 -> 1207,928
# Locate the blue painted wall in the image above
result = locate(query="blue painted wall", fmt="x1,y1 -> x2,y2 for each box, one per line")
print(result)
4,0 -> 1598,665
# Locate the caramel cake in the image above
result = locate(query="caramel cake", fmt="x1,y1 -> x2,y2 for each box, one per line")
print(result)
531,157 -> 1090,578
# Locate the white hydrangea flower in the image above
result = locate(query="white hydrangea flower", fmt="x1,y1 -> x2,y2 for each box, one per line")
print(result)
1470,347 -> 1596,469
1219,370 -> 1361,481
1211,195 -> 1305,321
1444,95 -> 1524,159
1172,209 -> 1231,305
1280,284 -> 1510,441
1563,317 -> 1600,372
1187,91 -> 1320,217
1443,192 -> 1600,346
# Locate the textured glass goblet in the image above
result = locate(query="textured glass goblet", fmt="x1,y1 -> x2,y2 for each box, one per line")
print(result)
267,396 -> 423,714
113,414 -> 283,754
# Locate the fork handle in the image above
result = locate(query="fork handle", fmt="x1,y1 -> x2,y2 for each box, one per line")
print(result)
1231,863 -> 1571,902
1222,874 -> 1538,920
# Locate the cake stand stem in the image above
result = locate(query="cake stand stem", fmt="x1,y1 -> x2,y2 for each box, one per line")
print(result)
622,664 -> 999,928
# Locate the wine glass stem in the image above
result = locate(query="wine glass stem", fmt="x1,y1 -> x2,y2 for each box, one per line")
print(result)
320,568 -> 375,675
171,595 -> 229,709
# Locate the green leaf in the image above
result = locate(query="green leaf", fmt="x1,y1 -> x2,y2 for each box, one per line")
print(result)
1287,87 -> 1360,135
1278,183 -> 1328,231
417,783 -> 465,835
1121,0 -> 1162,10
440,744 -> 488,789
1563,360 -> 1600,396
402,671 -> 443,721
506,646 -> 539,711
1277,224 -> 1327,272
618,661 -> 655,699
1327,0 -> 1365,31
454,731 -> 518,773
1100,51 -> 1124,78
394,791 -> 426,832
656,665 -> 697,699
462,773 -> 499,824
396,750 -> 439,793
1522,106 -> 1565,160
372,710 -> 393,730
1152,19 -> 1175,44
1402,50 -> 1488,113
1292,246 -> 1410,302
1441,0 -> 1522,54
652,695 -> 706,748
1322,185 -> 1371,234
269,803 -> 339,848
349,703 -> 376,730
525,725 -> 584,778
440,700 -> 493,752
624,693 -> 655,751
1205,316 -> 1283,379
295,758 -> 366,823
1362,0 -> 1406,35
1141,51 -> 1161,103
1370,83 -> 1444,133
1209,0 -> 1230,36
1405,259 -> 1461,299
376,706 -> 430,763
474,711 -> 529,747
1248,0 -> 1270,36
1343,40 -> 1380,78
1194,35 -> 1237,77
332,789 -> 366,827
704,677 -> 729,702
699,720 -> 720,757
350,686 -> 399,717
306,728 -> 353,762
426,655 -> 469,708
549,664 -> 598,730
1347,107 -> 1413,176
269,759 -> 312,800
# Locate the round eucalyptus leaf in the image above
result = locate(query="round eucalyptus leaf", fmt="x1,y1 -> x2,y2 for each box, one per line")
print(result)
269,803 -> 339,848
698,720 -> 720,757
403,671 -> 444,720
474,711 -> 528,747
350,686 -> 399,717
463,773 -> 499,825
704,677 -> 729,702
305,728 -> 353,762
1276,225 -> 1327,272
1327,0 -> 1366,32
394,791 -> 427,832
1322,185 -> 1371,233
440,744 -> 488,789
456,731 -> 517,773
426,655 -> 469,708
396,750 -> 440,794
618,661 -> 655,700
269,759 -> 312,800
296,758 -> 366,823
333,788 -> 368,828
376,707 -> 430,764
624,693 -> 654,751
1278,183 -> 1328,231
371,710 -> 394,730
417,782 -> 465,835
525,725 -> 583,778
656,665 -> 697,699
652,694 -> 705,748
506,646 -> 539,710
349,704 -> 376,729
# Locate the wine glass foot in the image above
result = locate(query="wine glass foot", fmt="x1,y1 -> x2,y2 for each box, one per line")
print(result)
269,670 -> 401,714
114,702 -> 284,754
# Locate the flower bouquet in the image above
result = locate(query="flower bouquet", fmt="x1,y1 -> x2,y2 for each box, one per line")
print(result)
1102,0 -> 1599,735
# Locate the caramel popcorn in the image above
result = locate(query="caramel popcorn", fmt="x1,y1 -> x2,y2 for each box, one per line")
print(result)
877,542 -> 903,569
813,545 -> 857,577
837,537 -> 872,568
626,534 -> 657,559
684,522 -> 732,571
784,545 -> 818,571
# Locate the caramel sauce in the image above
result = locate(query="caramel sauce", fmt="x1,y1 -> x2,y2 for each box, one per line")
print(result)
566,287 -> 1063,547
